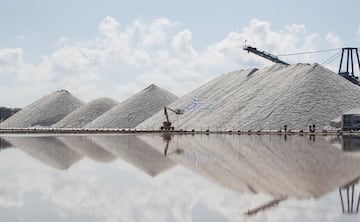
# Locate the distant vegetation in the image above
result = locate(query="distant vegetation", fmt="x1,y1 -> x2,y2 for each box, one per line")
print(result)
0,107 -> 21,122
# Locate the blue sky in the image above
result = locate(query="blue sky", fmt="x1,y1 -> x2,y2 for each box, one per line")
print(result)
1,0 -> 360,107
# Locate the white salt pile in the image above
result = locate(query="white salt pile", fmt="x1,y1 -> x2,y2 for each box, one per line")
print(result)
86,84 -> 178,129
139,63 -> 360,130
53,98 -> 118,128
0,90 -> 83,128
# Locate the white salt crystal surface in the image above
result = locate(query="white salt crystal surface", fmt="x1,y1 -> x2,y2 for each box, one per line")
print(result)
86,84 -> 178,129
0,90 -> 83,128
53,98 -> 118,128
138,63 -> 360,130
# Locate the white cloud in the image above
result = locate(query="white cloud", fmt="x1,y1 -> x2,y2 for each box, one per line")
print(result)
115,82 -> 143,99
99,16 -> 120,37
0,17 -> 349,107
325,32 -> 343,48
135,17 -> 176,48
56,37 -> 69,46
285,24 -> 306,34
50,46 -> 101,74
15,31 -> 39,40
171,29 -> 198,61
200,19 -> 321,70
0,184 -> 23,208
0,172 -> 54,208
0,48 -> 24,76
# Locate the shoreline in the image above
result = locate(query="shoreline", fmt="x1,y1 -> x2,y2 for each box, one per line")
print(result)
0,128 -> 357,136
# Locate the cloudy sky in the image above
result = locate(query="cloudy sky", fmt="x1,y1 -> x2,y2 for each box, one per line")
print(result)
1,0 -> 360,107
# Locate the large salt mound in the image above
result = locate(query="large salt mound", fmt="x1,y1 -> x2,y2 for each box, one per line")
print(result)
0,90 -> 83,128
53,98 -> 118,128
138,63 -> 360,130
86,84 -> 178,129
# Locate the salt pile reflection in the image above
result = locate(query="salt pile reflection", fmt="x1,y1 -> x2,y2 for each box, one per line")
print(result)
58,136 -> 117,163
140,134 -> 360,199
1,134 -> 360,221
6,136 -> 83,170
91,135 -> 176,177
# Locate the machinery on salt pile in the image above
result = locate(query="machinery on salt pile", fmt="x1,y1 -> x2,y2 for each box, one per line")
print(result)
243,43 -> 360,85
338,47 -> 360,86
160,106 -> 184,131
244,43 -> 360,131
243,44 -> 289,65
334,48 -> 360,130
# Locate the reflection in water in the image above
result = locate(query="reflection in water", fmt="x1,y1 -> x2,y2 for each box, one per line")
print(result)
163,133 -> 184,156
162,133 -> 171,156
140,133 -> 360,217
342,136 -> 360,152
5,136 -> 83,170
245,198 -> 286,216
339,178 -> 360,214
58,136 -> 117,163
2,134 -> 360,220
0,137 -> 11,150
90,135 -> 176,177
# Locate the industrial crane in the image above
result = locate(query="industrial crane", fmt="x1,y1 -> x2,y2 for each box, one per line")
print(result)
243,42 -> 289,65
338,47 -> 360,86
243,42 -> 360,86
160,107 -> 184,131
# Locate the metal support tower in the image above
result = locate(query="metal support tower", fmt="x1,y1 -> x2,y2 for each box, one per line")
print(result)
338,47 -> 360,86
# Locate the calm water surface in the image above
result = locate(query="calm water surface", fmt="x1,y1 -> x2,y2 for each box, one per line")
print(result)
0,134 -> 360,222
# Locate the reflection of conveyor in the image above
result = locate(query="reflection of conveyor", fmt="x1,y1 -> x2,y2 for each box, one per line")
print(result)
339,177 -> 360,214
245,198 -> 286,217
